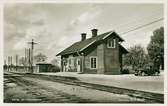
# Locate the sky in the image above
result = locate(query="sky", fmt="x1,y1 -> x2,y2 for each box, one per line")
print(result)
4,3 -> 164,62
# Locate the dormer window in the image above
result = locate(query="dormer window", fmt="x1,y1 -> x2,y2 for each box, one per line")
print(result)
107,39 -> 116,48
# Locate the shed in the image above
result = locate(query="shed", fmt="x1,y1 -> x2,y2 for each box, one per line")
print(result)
35,63 -> 53,73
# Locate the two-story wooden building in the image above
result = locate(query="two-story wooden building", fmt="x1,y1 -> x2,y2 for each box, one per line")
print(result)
56,29 -> 128,74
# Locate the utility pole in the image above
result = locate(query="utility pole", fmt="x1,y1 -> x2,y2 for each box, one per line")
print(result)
15,55 -> 18,66
28,39 -> 37,73
4,59 -> 7,71
8,56 -> 10,71
15,55 -> 18,71
4,59 -> 6,65
10,56 -> 12,71
10,56 -> 12,65
25,48 -> 27,65
25,48 -> 28,72
28,48 -> 31,72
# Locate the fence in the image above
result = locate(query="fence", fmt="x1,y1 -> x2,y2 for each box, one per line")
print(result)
4,65 -> 35,73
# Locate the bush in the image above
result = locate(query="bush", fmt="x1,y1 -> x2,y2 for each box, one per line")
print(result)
121,69 -> 130,74
48,65 -> 60,72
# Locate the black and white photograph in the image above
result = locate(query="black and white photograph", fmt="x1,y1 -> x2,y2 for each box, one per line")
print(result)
2,0 -> 165,104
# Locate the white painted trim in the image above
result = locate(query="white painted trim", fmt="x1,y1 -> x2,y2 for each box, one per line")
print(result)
102,31 -> 113,40
80,40 -> 96,52
107,39 -> 116,48
89,56 -> 98,69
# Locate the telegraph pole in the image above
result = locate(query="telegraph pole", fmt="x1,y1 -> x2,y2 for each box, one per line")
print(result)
28,48 -> 31,72
25,48 -> 28,72
15,55 -> 18,66
8,56 -> 10,71
10,56 -> 12,65
10,56 -> 12,71
28,39 -> 37,73
4,59 -> 7,71
15,55 -> 18,71
4,60 -> 6,65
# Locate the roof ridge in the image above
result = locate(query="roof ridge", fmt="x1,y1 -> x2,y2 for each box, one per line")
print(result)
75,30 -> 113,43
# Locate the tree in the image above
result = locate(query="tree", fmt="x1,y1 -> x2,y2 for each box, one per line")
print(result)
51,58 -> 59,66
50,57 -> 61,67
147,27 -> 164,70
123,45 -> 148,70
34,53 -> 47,63
50,57 -> 61,72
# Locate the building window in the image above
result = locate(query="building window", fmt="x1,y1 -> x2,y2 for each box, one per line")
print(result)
90,57 -> 97,69
107,39 -> 116,48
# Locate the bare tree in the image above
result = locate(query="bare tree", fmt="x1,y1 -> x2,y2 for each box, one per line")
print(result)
34,53 -> 47,63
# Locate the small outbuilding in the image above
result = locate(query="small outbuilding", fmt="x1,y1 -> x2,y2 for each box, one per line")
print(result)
35,63 -> 53,73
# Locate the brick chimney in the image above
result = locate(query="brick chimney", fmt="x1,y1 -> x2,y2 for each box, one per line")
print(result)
91,29 -> 98,37
81,33 -> 86,41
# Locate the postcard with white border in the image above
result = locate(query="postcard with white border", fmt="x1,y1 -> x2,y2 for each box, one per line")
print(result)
1,0 -> 166,105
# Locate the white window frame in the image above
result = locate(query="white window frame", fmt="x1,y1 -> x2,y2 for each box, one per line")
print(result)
107,39 -> 116,48
90,56 -> 98,69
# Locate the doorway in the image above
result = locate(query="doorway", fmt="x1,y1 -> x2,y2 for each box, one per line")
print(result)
77,58 -> 81,72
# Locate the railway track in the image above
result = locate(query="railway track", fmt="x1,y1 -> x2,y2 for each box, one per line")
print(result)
5,72 -> 164,103
4,74 -> 94,103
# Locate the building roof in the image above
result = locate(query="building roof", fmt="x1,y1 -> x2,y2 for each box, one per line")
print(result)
119,44 -> 129,54
36,62 -> 52,65
56,30 -> 125,56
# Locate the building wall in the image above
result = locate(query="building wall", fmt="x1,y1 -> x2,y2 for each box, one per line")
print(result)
61,55 -> 78,72
119,50 -> 123,72
68,55 -> 77,72
104,37 -> 120,74
61,51 -> 98,74
97,43 -> 105,74
83,35 -> 121,74
36,64 -> 52,73
61,34 -> 121,74
84,47 -> 98,74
